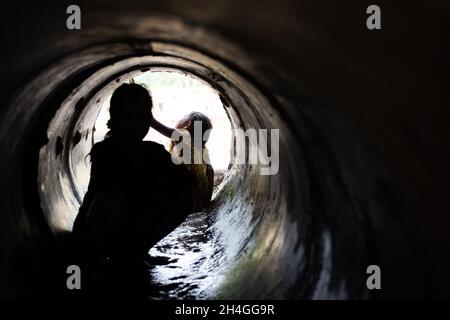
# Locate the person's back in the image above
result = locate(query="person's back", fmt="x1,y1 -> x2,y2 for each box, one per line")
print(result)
73,137 -> 195,260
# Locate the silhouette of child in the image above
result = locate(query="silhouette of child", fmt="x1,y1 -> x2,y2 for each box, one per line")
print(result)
151,112 -> 214,211
72,83 -> 196,297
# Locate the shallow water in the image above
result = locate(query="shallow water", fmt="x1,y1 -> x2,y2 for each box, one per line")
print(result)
147,210 -> 219,299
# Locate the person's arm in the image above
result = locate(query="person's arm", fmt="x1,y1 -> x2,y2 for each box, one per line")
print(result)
150,117 -> 177,138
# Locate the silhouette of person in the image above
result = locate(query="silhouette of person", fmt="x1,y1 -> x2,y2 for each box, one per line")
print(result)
72,83 -> 196,297
151,112 -> 214,211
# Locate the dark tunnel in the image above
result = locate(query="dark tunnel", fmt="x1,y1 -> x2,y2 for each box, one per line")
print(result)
0,0 -> 449,299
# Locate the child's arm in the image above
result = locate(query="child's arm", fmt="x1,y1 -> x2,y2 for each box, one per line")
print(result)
150,118 -> 178,138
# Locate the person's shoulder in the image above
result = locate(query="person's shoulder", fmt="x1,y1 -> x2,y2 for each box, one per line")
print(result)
90,140 -> 108,155
92,139 -> 108,149
141,141 -> 167,152
90,139 -> 116,154
141,141 -> 171,159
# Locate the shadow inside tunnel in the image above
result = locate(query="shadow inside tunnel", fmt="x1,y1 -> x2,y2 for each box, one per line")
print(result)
9,203 -> 219,300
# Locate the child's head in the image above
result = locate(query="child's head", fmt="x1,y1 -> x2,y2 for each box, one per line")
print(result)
176,112 -> 212,147
107,83 -> 153,140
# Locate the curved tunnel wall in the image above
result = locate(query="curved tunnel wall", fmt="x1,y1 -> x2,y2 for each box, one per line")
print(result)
36,42 -> 300,298
1,1 -> 450,299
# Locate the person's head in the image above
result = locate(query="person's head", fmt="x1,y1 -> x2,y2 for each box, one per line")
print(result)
106,83 -> 153,140
176,112 -> 213,147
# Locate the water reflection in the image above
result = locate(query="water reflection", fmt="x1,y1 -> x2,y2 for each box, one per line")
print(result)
146,181 -> 256,299
147,209 -> 220,299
